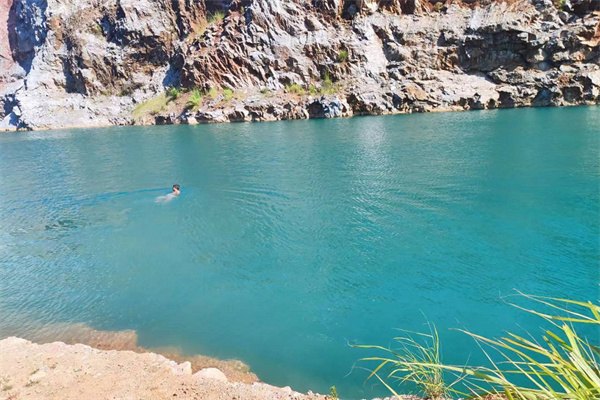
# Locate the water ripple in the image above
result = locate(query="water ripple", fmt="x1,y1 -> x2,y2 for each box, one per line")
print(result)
0,107 -> 598,399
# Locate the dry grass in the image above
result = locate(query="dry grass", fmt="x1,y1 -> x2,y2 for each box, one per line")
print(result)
286,83 -> 306,96
132,93 -> 171,119
223,88 -> 234,101
1,376 -> 13,392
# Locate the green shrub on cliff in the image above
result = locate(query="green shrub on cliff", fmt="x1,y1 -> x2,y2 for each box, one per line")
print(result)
166,87 -> 181,101
223,88 -> 234,101
337,49 -> 349,63
286,83 -> 306,95
321,73 -> 338,95
90,23 -> 103,37
306,73 -> 341,97
187,89 -> 203,110
207,87 -> 218,99
208,11 -> 225,25
356,294 -> 600,400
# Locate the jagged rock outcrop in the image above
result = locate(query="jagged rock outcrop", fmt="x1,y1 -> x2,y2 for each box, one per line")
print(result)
0,0 -> 598,131
1,0 -> 205,129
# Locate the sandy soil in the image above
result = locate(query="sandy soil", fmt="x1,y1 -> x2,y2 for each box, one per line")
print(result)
0,322 -> 258,384
0,337 -> 327,400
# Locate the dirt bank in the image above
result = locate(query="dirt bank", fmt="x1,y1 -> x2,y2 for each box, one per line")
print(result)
0,337 -> 327,400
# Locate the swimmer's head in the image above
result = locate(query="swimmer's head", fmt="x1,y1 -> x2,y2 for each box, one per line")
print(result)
172,184 -> 181,195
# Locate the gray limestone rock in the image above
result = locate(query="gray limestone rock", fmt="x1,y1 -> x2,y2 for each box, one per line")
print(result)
0,0 -> 598,131
307,97 -> 352,118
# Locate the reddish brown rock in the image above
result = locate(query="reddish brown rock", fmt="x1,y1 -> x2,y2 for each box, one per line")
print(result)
0,0 -> 15,84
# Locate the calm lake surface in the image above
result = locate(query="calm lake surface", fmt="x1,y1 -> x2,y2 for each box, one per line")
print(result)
0,107 -> 598,398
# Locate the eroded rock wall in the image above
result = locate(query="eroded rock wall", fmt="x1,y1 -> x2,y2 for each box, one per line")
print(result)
1,0 -> 206,129
179,0 -> 599,122
0,0 -> 598,130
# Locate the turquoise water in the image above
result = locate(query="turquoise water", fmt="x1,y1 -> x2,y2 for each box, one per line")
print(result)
0,107 -> 598,398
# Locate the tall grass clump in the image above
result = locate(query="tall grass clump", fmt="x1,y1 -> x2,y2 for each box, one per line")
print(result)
458,294 -> 600,400
356,324 -> 463,399
208,11 -> 225,24
329,385 -> 339,400
286,83 -> 305,95
166,87 -> 181,101
357,293 -> 600,400
321,72 -> 338,95
187,89 -> 203,110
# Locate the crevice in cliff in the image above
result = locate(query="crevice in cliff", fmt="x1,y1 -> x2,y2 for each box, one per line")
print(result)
59,34 -> 88,95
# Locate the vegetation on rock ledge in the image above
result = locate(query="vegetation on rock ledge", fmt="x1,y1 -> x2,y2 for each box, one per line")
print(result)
187,89 -> 203,110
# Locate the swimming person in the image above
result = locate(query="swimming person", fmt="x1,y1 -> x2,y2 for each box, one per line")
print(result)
155,184 -> 181,203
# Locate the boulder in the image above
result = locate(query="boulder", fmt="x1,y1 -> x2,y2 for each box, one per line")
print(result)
347,91 -> 392,114
196,110 -> 228,123
307,97 -> 351,118
193,368 -> 228,382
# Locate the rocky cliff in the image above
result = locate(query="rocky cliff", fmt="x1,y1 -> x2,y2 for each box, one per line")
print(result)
0,0 -> 598,130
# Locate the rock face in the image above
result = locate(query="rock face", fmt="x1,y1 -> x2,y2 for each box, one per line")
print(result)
0,0 -> 599,131
1,0 -> 205,129
0,1 -> 14,71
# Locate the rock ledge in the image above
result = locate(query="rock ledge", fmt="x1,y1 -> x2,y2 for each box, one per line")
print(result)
0,337 -> 326,400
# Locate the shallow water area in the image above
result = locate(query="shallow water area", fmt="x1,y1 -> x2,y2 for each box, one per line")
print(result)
0,107 -> 598,398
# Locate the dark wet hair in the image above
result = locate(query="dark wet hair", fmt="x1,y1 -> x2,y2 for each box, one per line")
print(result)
173,184 -> 180,191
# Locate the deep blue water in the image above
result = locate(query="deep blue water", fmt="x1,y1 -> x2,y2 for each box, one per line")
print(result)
0,107 -> 598,398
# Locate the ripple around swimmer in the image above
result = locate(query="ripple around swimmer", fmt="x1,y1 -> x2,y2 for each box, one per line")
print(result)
0,107 -> 598,399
